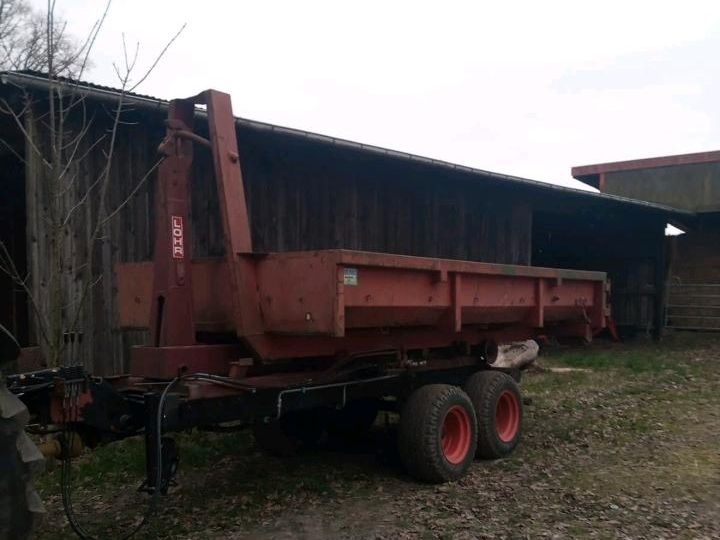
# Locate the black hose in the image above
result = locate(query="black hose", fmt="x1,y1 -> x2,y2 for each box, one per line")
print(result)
59,372 -> 258,539
60,375 -> 183,540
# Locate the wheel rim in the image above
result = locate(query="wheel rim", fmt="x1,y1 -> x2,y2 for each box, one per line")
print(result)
441,405 -> 472,464
495,390 -> 520,443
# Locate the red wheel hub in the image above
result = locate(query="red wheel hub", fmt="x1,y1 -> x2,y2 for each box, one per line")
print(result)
441,405 -> 472,464
495,390 -> 520,443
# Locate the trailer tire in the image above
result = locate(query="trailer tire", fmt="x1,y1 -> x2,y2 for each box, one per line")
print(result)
398,384 -> 477,483
464,371 -> 522,459
253,410 -> 325,457
0,381 -> 44,540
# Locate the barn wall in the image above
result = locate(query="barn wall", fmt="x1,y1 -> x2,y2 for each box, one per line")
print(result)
22,104 -> 165,373
590,162 -> 719,332
669,213 -> 720,283
190,127 -> 533,264
604,163 -> 720,212
666,213 -> 720,331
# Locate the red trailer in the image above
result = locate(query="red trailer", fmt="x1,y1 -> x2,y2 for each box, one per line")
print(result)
3,90 -> 608,537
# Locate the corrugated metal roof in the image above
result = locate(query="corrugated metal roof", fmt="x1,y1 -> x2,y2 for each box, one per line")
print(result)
0,70 -> 694,218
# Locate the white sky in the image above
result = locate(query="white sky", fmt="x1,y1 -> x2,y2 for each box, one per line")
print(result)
31,0 -> 720,191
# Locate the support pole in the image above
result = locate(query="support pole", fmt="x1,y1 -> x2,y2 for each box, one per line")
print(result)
148,100 -> 197,347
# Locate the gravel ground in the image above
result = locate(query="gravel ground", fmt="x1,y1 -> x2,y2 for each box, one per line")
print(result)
34,333 -> 720,539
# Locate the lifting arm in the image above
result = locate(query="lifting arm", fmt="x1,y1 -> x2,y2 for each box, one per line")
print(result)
147,90 -> 259,351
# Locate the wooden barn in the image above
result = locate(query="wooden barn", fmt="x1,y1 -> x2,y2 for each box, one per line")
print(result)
0,71 -> 690,374
573,152 -> 720,331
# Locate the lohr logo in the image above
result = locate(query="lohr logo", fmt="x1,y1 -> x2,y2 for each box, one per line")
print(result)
171,216 -> 184,259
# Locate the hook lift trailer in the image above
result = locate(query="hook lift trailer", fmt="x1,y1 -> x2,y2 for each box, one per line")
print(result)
1,90 -> 608,538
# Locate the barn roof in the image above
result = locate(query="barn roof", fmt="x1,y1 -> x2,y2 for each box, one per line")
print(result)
0,70 -> 693,219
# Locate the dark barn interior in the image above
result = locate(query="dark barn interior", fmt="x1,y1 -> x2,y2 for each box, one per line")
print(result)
531,204 -> 666,334
0,72 -> 689,373
0,118 -> 27,346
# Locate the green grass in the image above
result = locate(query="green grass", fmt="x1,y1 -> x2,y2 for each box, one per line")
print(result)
542,332 -> 717,374
545,342 -> 688,373
37,430 -> 255,493
555,349 -> 670,372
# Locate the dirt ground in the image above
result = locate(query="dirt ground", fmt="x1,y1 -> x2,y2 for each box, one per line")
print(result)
34,333 -> 720,539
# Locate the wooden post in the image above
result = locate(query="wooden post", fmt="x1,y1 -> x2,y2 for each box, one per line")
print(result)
653,223 -> 667,340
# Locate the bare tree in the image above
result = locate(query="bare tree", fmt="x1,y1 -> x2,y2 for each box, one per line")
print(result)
0,0 -> 184,369
0,0 -> 86,75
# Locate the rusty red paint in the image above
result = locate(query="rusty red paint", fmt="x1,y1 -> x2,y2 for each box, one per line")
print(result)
202,91 -> 264,340
120,249 -> 605,364
49,384 -> 92,424
130,344 -> 242,379
147,98 -> 196,348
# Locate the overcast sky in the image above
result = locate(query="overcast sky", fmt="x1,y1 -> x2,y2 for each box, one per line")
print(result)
33,0 -> 720,190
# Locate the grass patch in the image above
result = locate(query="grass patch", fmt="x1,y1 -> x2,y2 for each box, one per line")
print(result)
543,332 -> 719,375
548,346 -> 685,373
37,430 -> 255,494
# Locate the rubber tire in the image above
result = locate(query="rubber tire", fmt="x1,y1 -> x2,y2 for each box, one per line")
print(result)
253,410 -> 325,457
326,399 -> 379,442
398,384 -> 477,484
464,370 -> 523,459
0,381 -> 44,540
